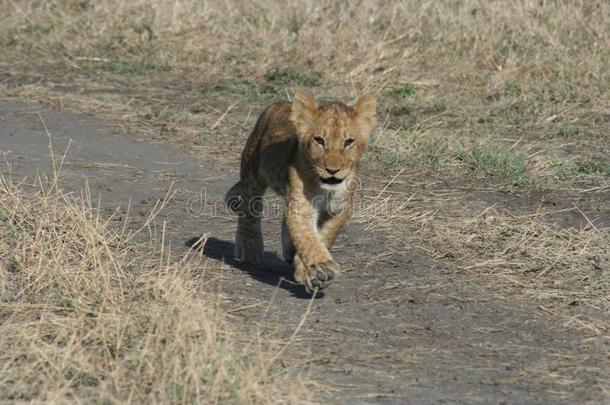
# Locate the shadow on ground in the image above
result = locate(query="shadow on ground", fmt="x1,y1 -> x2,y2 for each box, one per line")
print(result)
185,236 -> 320,299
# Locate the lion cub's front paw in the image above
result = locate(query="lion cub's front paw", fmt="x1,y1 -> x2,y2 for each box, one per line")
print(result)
294,256 -> 339,294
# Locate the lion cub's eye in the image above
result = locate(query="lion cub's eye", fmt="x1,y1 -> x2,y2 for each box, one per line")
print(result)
313,136 -> 325,147
344,138 -> 355,148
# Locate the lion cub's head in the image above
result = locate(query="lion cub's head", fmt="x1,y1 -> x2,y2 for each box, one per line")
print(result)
290,90 -> 377,187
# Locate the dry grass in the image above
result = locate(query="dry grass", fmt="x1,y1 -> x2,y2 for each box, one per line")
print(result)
1,0 -> 608,90
430,207 -> 610,309
353,176 -> 610,337
0,167 -> 310,403
1,0 -> 608,187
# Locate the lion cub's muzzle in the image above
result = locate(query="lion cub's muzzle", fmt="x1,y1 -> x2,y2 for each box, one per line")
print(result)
320,176 -> 344,185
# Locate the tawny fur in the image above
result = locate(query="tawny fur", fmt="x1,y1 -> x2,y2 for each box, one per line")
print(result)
225,90 -> 377,293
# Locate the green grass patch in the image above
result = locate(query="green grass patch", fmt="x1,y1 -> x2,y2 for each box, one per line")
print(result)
388,84 -> 418,98
203,70 -> 321,101
205,79 -> 260,98
577,160 -> 610,177
203,67 -> 322,100
431,100 -> 447,113
549,123 -> 582,138
264,67 -> 322,87
597,203 -> 610,214
391,105 -> 412,116
458,144 -> 529,186
379,153 -> 400,168
420,138 -> 449,169
77,58 -> 167,75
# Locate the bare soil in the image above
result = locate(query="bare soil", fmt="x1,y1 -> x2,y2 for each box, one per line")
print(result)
1,99 -> 608,404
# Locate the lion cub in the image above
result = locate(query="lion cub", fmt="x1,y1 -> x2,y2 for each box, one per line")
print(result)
225,90 -> 377,293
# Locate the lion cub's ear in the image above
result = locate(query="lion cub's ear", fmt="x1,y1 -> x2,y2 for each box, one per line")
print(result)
352,93 -> 377,138
290,90 -> 319,138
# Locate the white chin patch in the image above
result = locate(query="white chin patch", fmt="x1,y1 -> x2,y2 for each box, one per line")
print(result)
320,180 -> 346,191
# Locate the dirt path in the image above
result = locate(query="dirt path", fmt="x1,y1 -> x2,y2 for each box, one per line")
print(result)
1,100 -> 607,404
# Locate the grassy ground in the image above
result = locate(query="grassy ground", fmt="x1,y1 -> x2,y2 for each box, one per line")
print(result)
1,0 -> 608,190
1,0 -> 609,402
0,166 -> 309,403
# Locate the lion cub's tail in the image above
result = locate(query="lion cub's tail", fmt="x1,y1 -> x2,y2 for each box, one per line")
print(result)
224,181 -> 242,213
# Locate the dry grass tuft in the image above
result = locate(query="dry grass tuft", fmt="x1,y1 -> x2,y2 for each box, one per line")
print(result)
0,171 -> 309,403
430,208 -> 610,310
352,175 -> 609,335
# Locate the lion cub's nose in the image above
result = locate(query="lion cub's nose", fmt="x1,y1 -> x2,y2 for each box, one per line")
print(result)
325,167 -> 340,175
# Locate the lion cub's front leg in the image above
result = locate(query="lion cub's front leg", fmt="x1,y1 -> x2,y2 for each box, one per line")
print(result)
293,207 -> 351,292
285,199 -> 340,293
292,253 -> 338,293
318,207 -> 351,248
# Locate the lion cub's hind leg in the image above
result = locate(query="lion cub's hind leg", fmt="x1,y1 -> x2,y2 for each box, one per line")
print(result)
234,177 -> 266,264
